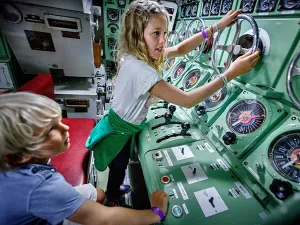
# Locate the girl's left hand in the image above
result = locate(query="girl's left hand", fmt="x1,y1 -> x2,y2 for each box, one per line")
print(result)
217,9 -> 242,30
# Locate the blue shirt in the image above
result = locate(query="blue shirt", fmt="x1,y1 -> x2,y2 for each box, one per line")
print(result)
0,164 -> 85,225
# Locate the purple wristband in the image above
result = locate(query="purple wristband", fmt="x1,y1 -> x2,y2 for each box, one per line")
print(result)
151,207 -> 165,221
201,30 -> 208,39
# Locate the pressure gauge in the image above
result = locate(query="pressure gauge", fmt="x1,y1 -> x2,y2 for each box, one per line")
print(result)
221,0 -> 233,14
269,131 -> 300,183
191,3 -> 198,17
118,0 -> 126,7
185,5 -> 191,17
107,8 -> 119,21
211,0 -> 221,15
202,0 -> 211,16
240,0 -> 257,13
256,0 -> 277,12
278,0 -> 300,11
0,2 -> 23,24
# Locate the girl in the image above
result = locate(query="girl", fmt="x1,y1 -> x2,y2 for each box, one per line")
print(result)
86,0 -> 260,206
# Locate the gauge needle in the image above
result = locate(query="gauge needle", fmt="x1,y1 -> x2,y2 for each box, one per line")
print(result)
282,158 -> 297,169
232,120 -> 241,127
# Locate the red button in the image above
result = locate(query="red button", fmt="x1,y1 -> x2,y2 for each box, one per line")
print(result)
161,176 -> 170,184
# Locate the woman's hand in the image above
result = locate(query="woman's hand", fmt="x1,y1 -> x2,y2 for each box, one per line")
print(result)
216,9 -> 242,30
225,49 -> 261,80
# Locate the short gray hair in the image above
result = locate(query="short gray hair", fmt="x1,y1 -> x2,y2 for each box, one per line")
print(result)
0,92 -> 61,171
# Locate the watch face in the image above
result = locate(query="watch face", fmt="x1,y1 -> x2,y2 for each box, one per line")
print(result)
0,2 -> 23,24
240,0 -> 257,13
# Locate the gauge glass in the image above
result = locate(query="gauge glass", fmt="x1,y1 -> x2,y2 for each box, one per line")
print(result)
191,4 -> 198,17
107,8 -> 119,21
0,2 -> 23,24
240,0 -> 257,13
278,0 -> 300,10
180,6 -> 185,18
257,0 -> 277,12
172,62 -> 186,80
202,0 -> 211,16
165,58 -> 176,72
211,0 -> 221,15
183,69 -> 201,89
118,0 -> 125,6
221,0 -> 233,14
269,131 -> 300,183
203,88 -> 227,108
227,100 -> 266,134
185,5 -> 191,17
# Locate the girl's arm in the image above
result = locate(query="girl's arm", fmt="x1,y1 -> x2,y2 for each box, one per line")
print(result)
165,10 -> 242,59
150,50 -> 260,108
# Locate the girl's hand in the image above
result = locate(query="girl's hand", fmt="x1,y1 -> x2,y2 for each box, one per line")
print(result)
217,9 -> 242,30
225,49 -> 261,80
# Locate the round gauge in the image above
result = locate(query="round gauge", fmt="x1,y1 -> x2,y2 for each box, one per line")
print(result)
191,4 -> 198,17
180,6 -> 186,18
241,0 -> 257,13
185,5 -> 191,17
221,0 -> 233,14
183,69 -> 201,90
165,58 -> 176,72
256,0 -> 277,12
202,1 -> 211,16
118,0 -> 126,7
211,0 -> 221,15
0,2 -> 23,24
107,8 -> 119,21
172,62 -> 186,80
280,0 -> 300,10
203,88 -> 227,108
227,100 -> 267,134
269,131 -> 300,183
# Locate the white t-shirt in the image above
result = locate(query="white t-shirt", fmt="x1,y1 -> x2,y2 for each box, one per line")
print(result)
111,55 -> 162,125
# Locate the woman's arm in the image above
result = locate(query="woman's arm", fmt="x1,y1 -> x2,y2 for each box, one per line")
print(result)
165,10 -> 242,59
151,50 -> 260,108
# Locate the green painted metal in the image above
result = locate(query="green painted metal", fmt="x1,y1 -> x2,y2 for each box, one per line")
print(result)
140,141 -> 267,225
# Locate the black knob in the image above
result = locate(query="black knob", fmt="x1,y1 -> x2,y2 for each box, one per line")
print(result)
222,132 -> 237,145
164,112 -> 172,123
196,105 -> 206,116
180,87 -> 184,91
269,179 -> 293,200
169,105 -> 176,114
166,77 -> 171,83
181,122 -> 190,130
163,101 -> 169,108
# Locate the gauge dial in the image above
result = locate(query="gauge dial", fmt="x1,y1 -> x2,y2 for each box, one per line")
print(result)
227,100 -> 266,134
211,0 -> 221,15
191,4 -> 198,17
203,88 -> 227,109
256,0 -> 277,12
183,69 -> 201,90
0,2 -> 23,24
278,0 -> 300,11
172,62 -> 186,80
202,0 -> 211,16
269,131 -> 300,183
221,0 -> 233,14
185,5 -> 191,17
118,0 -> 126,7
240,0 -> 257,13
180,6 -> 186,18
107,8 -> 119,21
165,58 -> 176,72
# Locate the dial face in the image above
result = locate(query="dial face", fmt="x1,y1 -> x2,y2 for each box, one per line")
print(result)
118,0 -> 125,7
165,58 -> 176,72
185,5 -> 191,17
227,100 -> 267,134
203,88 -> 227,108
240,0 -> 257,13
107,8 -> 119,21
183,69 -> 201,90
221,0 -> 233,14
269,131 -> 300,183
211,0 -> 221,15
191,4 -> 198,17
278,0 -> 300,11
202,0 -> 211,16
0,2 -> 23,24
172,62 -> 186,80
180,6 -> 186,18
256,0 -> 277,12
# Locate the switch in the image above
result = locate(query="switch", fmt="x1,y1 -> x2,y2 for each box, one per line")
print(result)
172,205 -> 183,218
161,175 -> 170,184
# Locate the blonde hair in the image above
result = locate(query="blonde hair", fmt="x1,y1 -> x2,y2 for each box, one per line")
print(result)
0,92 -> 61,171
115,0 -> 169,79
